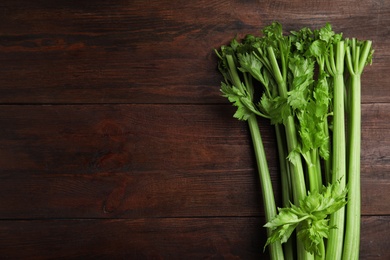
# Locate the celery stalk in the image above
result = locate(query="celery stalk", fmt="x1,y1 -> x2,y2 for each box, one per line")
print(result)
342,39 -> 372,260
275,124 -> 294,259
223,53 -> 285,260
267,46 -> 312,260
326,41 -> 346,260
248,115 -> 285,260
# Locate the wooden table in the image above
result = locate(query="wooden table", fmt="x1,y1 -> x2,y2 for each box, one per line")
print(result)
0,0 -> 389,259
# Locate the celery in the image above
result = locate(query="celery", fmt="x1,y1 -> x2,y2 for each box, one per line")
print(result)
215,46 -> 285,259
214,22 -> 373,260
325,41 -> 346,260
342,38 -> 373,260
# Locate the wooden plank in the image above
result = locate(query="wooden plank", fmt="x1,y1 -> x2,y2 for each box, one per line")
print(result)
0,104 -> 262,175
0,104 -> 275,219
0,0 -> 388,104
0,218 -> 267,259
361,103 -> 390,214
0,170 -> 267,219
0,104 -> 388,218
360,216 -> 390,260
0,216 -> 387,259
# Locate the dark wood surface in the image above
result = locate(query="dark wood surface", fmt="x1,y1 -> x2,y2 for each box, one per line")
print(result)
0,0 -> 389,259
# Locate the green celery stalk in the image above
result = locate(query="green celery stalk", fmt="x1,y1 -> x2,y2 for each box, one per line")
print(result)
325,41 -> 346,260
342,39 -> 372,260
275,124 -> 294,259
323,119 -> 332,184
267,46 -> 307,205
267,46 -> 312,260
223,53 -> 285,260
248,114 -> 285,260
304,149 -> 322,193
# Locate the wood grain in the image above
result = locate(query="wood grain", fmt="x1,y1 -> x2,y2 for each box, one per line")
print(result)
0,0 -> 389,259
0,216 -> 388,260
0,0 -> 388,104
0,217 -> 267,259
0,104 -> 388,219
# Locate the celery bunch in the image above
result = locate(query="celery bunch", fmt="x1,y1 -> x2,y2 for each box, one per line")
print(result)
215,22 -> 373,260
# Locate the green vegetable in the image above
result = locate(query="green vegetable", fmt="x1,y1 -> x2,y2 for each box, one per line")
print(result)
325,40 -> 347,260
214,22 -> 373,260
264,181 -> 347,257
215,40 -> 285,260
342,38 -> 373,260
